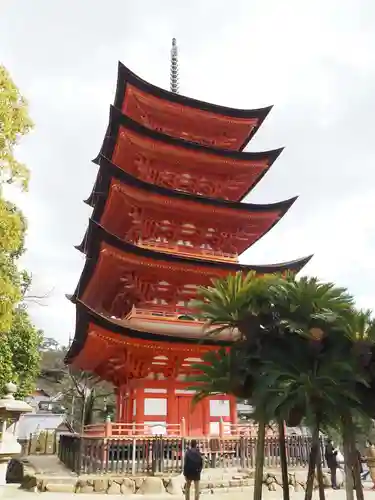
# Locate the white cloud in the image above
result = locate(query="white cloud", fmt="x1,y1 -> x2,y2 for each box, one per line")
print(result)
1,0 -> 375,342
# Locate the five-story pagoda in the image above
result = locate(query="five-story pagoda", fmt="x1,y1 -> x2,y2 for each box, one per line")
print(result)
66,40 -> 311,437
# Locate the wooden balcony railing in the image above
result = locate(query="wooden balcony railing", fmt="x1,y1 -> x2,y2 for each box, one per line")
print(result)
83,421 -> 182,438
125,304 -> 200,323
138,240 -> 237,263
82,419 -> 266,439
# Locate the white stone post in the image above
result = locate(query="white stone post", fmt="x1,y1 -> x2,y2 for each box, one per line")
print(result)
0,383 -> 32,485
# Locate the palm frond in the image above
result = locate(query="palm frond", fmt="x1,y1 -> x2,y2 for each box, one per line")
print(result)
344,309 -> 375,343
191,271 -> 284,334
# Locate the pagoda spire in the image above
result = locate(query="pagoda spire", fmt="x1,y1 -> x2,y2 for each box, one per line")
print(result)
170,38 -> 179,93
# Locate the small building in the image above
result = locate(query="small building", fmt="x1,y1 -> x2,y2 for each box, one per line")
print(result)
6,413 -> 74,455
25,389 -> 51,413
8,413 -> 73,441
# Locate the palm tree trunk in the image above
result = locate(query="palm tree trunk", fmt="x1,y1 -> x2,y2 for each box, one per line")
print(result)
254,417 -> 266,500
342,415 -> 354,500
316,438 -> 326,500
305,425 -> 319,500
352,446 -> 364,500
343,413 -> 364,500
352,449 -> 364,500
278,419 -> 290,500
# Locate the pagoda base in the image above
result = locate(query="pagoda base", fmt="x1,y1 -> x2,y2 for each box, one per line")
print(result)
114,379 -> 237,437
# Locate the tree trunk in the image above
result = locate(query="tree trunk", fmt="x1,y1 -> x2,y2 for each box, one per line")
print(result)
316,438 -> 326,500
80,395 -> 87,433
343,413 -> 364,500
305,425 -> 319,500
342,415 -> 355,500
254,417 -> 266,500
278,419 -> 290,500
70,395 -> 75,427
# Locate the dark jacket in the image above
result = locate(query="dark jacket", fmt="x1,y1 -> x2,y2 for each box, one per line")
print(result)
325,443 -> 338,469
183,448 -> 203,480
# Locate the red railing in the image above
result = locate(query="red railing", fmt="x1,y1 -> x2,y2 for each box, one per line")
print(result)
84,421 -> 181,438
138,240 -> 237,263
83,419 -> 266,439
125,304 -> 199,321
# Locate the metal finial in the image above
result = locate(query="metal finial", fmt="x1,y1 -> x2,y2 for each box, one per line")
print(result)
170,38 -> 179,94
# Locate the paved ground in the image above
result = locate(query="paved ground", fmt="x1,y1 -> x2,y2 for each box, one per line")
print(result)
23,456 -> 76,477
2,484 -> 375,499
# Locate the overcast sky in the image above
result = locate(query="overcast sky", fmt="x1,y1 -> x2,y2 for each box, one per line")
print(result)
1,0 -> 374,344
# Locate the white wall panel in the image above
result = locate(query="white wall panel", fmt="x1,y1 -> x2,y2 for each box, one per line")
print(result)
209,400 -> 230,417
144,398 -> 167,416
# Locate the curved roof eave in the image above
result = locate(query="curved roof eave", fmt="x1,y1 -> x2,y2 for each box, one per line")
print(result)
93,105 -> 283,165
77,157 -> 298,256
70,219 -> 313,302
88,106 -> 284,205
114,62 -> 273,149
65,301 -> 232,364
87,155 -> 297,214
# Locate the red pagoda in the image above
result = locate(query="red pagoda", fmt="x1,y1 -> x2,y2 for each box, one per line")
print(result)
66,42 -> 311,437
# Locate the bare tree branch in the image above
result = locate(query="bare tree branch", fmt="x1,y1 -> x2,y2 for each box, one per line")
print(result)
23,287 -> 55,306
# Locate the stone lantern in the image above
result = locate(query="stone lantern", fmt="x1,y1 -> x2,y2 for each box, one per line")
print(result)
0,383 -> 32,485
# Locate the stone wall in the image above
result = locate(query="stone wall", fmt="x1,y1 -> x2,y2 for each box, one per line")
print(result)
19,468 -> 344,494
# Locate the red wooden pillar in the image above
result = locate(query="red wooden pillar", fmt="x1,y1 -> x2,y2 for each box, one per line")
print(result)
202,398 -> 210,436
167,383 -> 177,435
121,387 -> 128,423
135,388 -> 145,434
116,386 -> 128,423
229,396 -> 237,434
127,389 -> 134,424
115,388 -> 121,422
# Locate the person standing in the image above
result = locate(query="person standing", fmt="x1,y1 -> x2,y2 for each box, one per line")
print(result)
365,441 -> 375,490
325,438 -> 339,489
184,440 -> 203,500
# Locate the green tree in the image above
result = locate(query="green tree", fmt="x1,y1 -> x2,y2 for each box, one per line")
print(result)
38,344 -> 115,430
0,65 -> 32,187
51,369 -> 114,430
4,306 -> 43,398
0,65 -> 42,400
0,65 -> 33,332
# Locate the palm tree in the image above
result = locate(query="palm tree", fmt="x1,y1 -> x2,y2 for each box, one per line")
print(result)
188,348 -> 232,404
191,273 -> 356,500
339,309 -> 375,500
186,347 -> 275,500
190,272 -> 289,500
253,337 -> 364,500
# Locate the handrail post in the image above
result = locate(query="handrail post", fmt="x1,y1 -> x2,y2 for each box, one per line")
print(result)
104,416 -> 112,437
132,422 -> 137,475
219,418 -> 225,438
181,417 -> 186,437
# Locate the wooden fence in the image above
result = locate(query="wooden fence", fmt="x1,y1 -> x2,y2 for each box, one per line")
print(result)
59,434 -> 324,475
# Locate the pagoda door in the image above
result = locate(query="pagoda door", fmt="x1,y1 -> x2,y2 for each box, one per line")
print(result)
177,396 -> 204,436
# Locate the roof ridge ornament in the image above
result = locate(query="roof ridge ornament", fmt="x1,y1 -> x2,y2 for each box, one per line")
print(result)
170,38 -> 179,94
